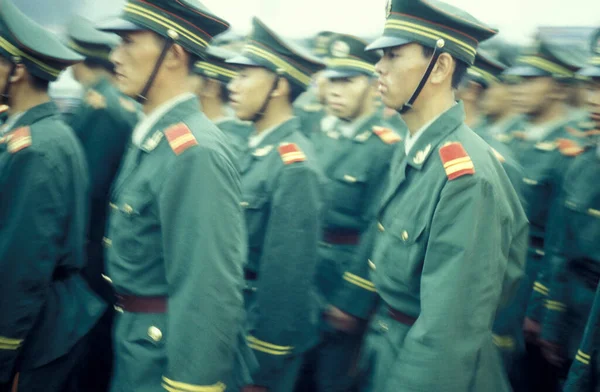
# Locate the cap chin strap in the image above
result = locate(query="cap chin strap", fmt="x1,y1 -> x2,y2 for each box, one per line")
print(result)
1,57 -> 20,106
250,70 -> 282,124
397,39 -> 445,115
135,30 -> 179,104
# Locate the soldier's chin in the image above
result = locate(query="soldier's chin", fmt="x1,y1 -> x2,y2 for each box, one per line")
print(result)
233,109 -> 253,122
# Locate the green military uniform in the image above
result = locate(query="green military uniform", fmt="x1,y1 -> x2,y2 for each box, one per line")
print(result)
355,1 -> 528,391
100,1 -> 250,391
540,33 -> 600,380
303,33 -> 403,392
0,105 -> 7,125
0,1 -> 106,390
65,16 -> 140,392
227,18 -> 326,391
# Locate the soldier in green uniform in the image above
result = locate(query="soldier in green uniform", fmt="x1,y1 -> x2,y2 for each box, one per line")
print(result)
191,45 -> 253,142
65,15 -> 140,392
226,17 -> 325,392
300,33 -> 402,392
98,0 -> 250,391
537,29 -> 600,385
0,1 -> 106,390
353,1 -> 528,391
500,36 -> 590,391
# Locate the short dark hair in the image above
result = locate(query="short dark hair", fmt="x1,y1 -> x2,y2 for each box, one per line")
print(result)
289,82 -> 304,103
421,46 -> 468,89
30,74 -> 50,91
83,58 -> 115,74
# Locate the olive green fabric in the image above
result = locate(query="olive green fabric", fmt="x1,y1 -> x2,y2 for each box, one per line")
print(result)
67,15 -> 120,67
540,142 -> 600,360
358,102 -> 528,391
193,46 -> 239,84
228,18 -> 325,88
0,0 -> 82,81
104,97 -> 250,391
467,49 -> 507,87
312,31 -> 336,58
238,118 -> 323,389
100,0 -> 230,58
322,34 -> 380,79
366,0 -> 498,65
0,102 -> 106,383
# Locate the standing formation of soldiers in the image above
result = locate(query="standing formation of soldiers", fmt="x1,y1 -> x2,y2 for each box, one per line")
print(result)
0,0 -> 599,391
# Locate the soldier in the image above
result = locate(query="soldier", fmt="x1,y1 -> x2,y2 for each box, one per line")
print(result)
0,104 -> 7,125
302,33 -> 402,392
226,17 -> 325,392
98,0 -> 249,390
356,0 -> 528,391
537,28 -> 600,383
191,46 -> 253,141
65,15 -> 140,392
0,1 -> 106,390
501,35 -> 590,391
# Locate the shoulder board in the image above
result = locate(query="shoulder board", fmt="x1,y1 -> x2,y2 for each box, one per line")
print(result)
535,141 -> 557,151
556,138 -> 585,157
567,126 -> 587,138
5,127 -> 32,154
494,133 -> 513,143
302,103 -> 323,112
439,142 -> 475,180
0,104 -> 8,114
491,148 -> 505,163
372,126 -> 401,144
164,123 -> 198,155
85,89 -> 106,109
119,96 -> 137,113
278,142 -> 306,165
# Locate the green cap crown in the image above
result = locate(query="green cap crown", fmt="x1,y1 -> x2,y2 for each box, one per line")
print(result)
506,36 -> 587,79
193,46 -> 238,84
466,50 -> 506,87
366,0 -> 497,65
323,34 -> 381,79
228,17 -> 325,89
67,16 -> 120,65
0,0 -> 83,81
102,0 -> 230,58
578,28 -> 600,79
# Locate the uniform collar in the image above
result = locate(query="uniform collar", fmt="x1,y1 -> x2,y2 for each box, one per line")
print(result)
3,101 -> 59,134
405,101 -> 465,170
132,92 -> 196,147
248,117 -> 299,158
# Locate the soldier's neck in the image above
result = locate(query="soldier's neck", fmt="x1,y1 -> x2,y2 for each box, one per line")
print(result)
529,101 -> 567,125
143,86 -> 189,115
254,99 -> 294,133
8,83 -> 51,115
463,101 -> 480,128
403,93 -> 455,136
200,97 -> 227,121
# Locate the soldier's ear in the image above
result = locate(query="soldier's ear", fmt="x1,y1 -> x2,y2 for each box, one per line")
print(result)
429,52 -> 454,86
550,80 -> 569,101
271,76 -> 290,99
10,63 -> 26,84
165,43 -> 189,70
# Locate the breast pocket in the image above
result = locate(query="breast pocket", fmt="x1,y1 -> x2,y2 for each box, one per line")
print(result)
108,193 -> 157,262
328,172 -> 368,215
376,218 -> 428,290
241,193 -> 270,247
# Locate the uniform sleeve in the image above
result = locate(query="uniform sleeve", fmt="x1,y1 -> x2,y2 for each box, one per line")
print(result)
385,177 -> 509,392
329,150 -> 393,319
0,151 -> 65,382
159,148 -> 246,391
249,165 -> 321,386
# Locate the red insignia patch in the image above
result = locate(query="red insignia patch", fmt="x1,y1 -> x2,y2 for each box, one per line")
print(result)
372,126 -> 401,144
164,123 -> 198,155
556,138 -> 585,157
439,142 -> 475,180
278,143 -> 306,164
6,127 -> 32,154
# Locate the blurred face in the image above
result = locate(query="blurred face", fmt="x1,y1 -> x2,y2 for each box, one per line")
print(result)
583,78 -> 600,126
110,30 -> 162,97
375,43 -> 429,110
327,74 -> 373,120
456,79 -> 483,105
0,56 -> 11,97
228,66 -> 277,121
480,82 -> 511,117
314,71 -> 329,104
511,76 -> 558,116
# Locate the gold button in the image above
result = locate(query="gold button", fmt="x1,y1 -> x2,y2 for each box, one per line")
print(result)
377,222 -> 385,232
148,326 -> 163,342
113,305 -> 124,313
368,259 -> 376,271
240,201 -> 249,208
102,237 -> 112,247
401,231 -> 409,241
535,249 -> 545,256
101,274 -> 113,284
523,178 -> 538,185
109,202 -> 118,210
123,204 -> 134,214
343,174 -> 357,183
378,321 -> 388,332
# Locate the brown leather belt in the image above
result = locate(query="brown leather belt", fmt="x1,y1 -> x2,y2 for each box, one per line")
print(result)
323,229 -> 360,245
388,307 -> 417,326
115,294 -> 167,313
